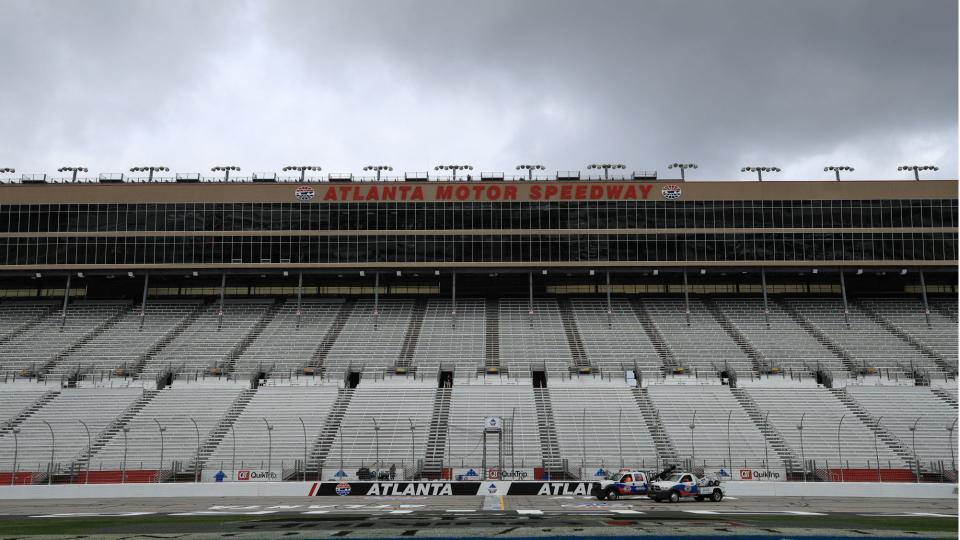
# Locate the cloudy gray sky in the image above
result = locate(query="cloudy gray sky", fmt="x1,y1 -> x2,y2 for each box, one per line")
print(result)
0,0 -> 956,181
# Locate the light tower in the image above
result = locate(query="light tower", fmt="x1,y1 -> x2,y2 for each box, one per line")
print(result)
282,165 -> 322,182
363,165 -> 393,181
897,165 -> 938,181
587,163 -> 625,180
129,166 -> 169,183
434,165 -> 473,181
211,165 -> 241,182
667,163 -> 698,181
740,166 -> 781,182
823,166 -> 854,181
515,164 -> 545,181
58,166 -> 88,182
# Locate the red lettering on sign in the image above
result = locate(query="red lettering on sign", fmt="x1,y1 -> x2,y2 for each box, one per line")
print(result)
365,187 -> 379,200
472,185 -> 485,200
560,185 -> 572,199
456,186 -> 470,200
436,186 -> 453,200
590,185 -> 604,199
488,185 -> 501,200
351,187 -> 363,201
638,184 -> 652,199
623,185 -> 637,199
606,185 -> 623,199
411,186 -> 424,200
323,187 -> 337,201
398,185 -> 411,200
575,185 -> 587,199
382,186 -> 396,201
504,185 -> 518,200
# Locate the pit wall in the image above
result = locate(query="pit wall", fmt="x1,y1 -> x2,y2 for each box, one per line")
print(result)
0,481 -> 955,499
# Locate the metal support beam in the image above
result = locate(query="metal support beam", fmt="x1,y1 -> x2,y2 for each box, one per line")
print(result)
761,268 -> 770,328
218,272 -> 226,330
296,272 -> 303,329
139,272 -> 150,330
682,270 -> 691,326
528,272 -> 534,325
451,271 -> 457,328
919,271 -> 931,328
839,271 -> 850,328
374,272 -> 380,329
605,271 -> 613,327
61,273 -> 72,330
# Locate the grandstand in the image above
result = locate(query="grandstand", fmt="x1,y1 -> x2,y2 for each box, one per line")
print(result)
0,176 -> 955,484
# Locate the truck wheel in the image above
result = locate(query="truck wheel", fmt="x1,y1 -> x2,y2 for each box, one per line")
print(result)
606,489 -> 619,501
669,491 -> 680,503
711,489 -> 723,502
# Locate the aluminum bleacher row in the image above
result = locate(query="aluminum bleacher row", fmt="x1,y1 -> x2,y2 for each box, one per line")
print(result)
0,377 -> 955,483
0,295 -> 955,381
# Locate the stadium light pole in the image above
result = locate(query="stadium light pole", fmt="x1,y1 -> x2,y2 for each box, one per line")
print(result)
362,165 -> 393,181
130,166 -> 169,183
824,165 -> 854,181
283,165 -> 322,182
298,416 -> 307,481
41,420 -> 55,485
689,410 -> 696,467
190,417 -> 201,483
667,163 -> 698,181
909,417 -> 920,483
154,419 -> 166,477
434,164 -> 473,181
797,413 -> 806,482
726,410 -> 732,470
121,426 -> 131,484
873,416 -> 883,482
263,418 -> 274,472
515,164 -> 545,181
740,166 -> 781,182
898,165 -> 938,181
211,165 -> 241,182
230,424 -> 236,479
617,408 -> 623,469
371,418 -> 381,472
837,414 -> 846,482
947,419 -> 957,474
58,166 -> 88,183
762,411 -> 770,476
0,168 -> 15,182
10,427 -> 19,486
408,418 -> 416,479
78,420 -> 91,484
587,163 -> 625,180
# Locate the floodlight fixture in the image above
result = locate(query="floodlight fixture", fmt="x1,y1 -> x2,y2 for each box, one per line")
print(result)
362,165 -> 394,181
823,165 -> 854,181
129,166 -> 169,183
434,164 -> 473,181
58,166 -> 89,182
282,165 -> 322,182
667,162 -> 698,181
515,164 -> 545,181
211,165 -> 241,182
897,165 -> 939,181
740,166 -> 781,182
587,163 -> 626,180
0,168 -> 14,174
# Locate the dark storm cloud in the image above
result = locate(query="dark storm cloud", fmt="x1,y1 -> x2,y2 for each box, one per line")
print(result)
0,0 -> 955,180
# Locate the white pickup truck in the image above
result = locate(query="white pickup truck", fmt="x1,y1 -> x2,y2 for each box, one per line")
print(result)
592,469 -> 651,500
647,471 -> 724,503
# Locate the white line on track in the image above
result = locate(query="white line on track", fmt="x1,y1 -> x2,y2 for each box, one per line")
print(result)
609,509 -> 644,514
389,510 -> 415,514
445,509 -> 476,513
684,510 -> 826,516
858,513 -> 957,518
516,510 -> 543,515
301,511 -> 329,514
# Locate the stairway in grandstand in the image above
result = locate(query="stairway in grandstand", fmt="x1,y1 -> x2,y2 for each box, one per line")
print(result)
699,297 -> 770,375
829,387 -> 919,471
629,298 -> 679,373
631,387 -> 679,466
74,390 -> 159,477
193,388 -> 257,475
856,300 -> 954,377
730,387 -> 800,472
310,387 -> 355,474
484,298 -> 500,372
532,387 -> 564,477
557,298 -> 591,372
396,299 -> 428,371
0,389 -> 58,435
0,302 -> 57,345
130,302 -> 207,377
220,302 -> 284,374
420,386 -> 451,478
41,303 -> 131,377
931,388 -> 958,408
773,298 -> 859,376
307,299 -> 356,376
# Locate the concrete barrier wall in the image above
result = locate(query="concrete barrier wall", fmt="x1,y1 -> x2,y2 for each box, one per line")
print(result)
0,481 -> 955,500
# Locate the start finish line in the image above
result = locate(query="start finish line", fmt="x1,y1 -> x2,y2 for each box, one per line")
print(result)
308,481 -> 600,497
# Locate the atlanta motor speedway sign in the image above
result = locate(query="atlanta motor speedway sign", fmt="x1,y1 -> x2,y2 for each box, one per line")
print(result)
307,481 -> 600,497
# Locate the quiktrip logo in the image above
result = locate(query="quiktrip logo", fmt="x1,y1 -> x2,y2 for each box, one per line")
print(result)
237,470 -> 250,481
661,184 -> 682,200
295,186 -> 316,201
740,469 -> 753,480
335,482 -> 352,496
